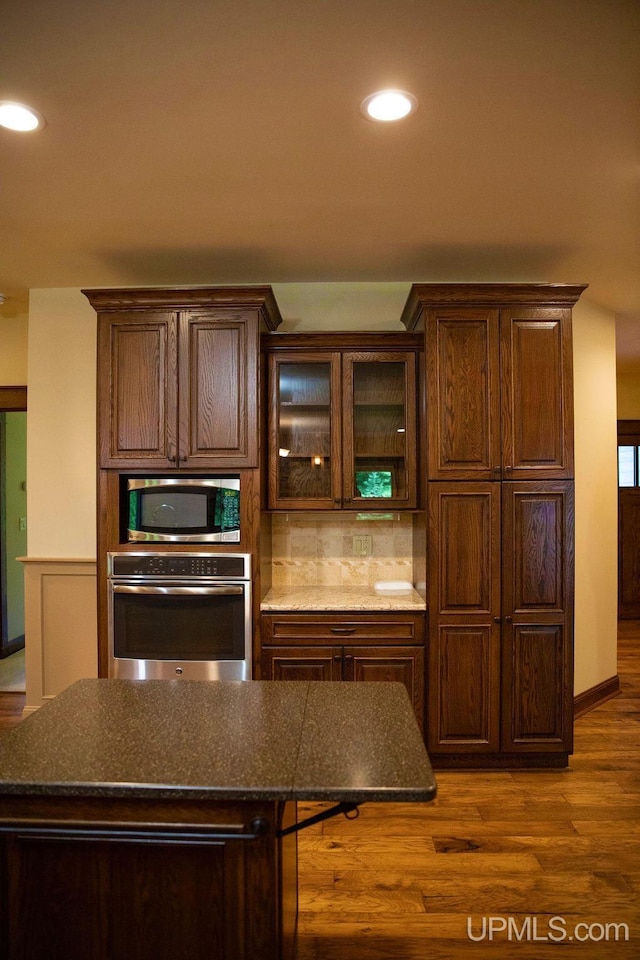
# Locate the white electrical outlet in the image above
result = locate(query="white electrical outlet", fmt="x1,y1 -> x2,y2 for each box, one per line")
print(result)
352,535 -> 372,556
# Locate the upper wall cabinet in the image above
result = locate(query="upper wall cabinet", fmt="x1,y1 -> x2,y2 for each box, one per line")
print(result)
264,333 -> 422,510
84,287 -> 281,469
401,284 -> 587,481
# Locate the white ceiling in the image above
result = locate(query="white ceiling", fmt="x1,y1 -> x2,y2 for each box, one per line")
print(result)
1,0 -> 638,357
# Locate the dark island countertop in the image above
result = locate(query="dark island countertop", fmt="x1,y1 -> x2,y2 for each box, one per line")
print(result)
0,679 -> 436,804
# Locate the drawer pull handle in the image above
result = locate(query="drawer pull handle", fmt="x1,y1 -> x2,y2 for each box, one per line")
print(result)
330,627 -> 356,635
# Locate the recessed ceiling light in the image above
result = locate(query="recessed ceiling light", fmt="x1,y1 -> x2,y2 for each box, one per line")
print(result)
360,89 -> 418,123
0,101 -> 45,132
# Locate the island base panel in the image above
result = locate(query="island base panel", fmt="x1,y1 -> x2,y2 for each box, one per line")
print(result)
0,797 -> 297,960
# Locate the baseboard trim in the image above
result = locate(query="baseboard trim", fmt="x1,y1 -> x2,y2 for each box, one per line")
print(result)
574,675 -> 620,719
0,635 -> 25,659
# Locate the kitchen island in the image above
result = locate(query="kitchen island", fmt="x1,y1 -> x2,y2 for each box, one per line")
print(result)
0,678 -> 436,960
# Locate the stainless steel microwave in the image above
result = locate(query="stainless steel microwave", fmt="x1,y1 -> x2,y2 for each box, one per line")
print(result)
126,477 -> 240,543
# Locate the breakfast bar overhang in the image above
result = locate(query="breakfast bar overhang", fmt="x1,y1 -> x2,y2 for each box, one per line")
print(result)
0,679 -> 436,960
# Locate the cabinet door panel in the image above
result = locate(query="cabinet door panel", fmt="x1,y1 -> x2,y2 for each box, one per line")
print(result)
503,624 -> 569,749
430,483 -> 500,615
5,835 -> 110,960
182,314 -> 257,466
262,646 -> 341,681
500,308 -> 573,478
344,645 -> 424,726
426,308 -> 501,479
429,625 -> 500,752
110,839 -> 244,959
3,832 -> 250,960
268,353 -> 342,509
427,482 -> 501,753
502,482 -> 573,753
342,353 -> 418,508
99,314 -> 177,467
502,482 -> 574,618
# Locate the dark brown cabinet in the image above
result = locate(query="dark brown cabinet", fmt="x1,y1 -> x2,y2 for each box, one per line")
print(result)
84,287 -> 282,469
261,612 -> 425,726
402,285 -> 581,482
265,333 -> 421,510
403,283 -> 585,767
428,481 -> 574,759
427,482 -> 502,753
501,482 -> 575,752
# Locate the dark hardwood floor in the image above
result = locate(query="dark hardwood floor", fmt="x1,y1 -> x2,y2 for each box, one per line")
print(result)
0,626 -> 638,959
295,623 -> 640,959
0,691 -> 24,729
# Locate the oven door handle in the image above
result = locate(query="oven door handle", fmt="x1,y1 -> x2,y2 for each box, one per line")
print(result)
111,585 -> 244,597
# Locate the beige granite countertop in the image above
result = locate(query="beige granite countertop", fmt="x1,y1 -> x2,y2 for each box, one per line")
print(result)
260,585 -> 426,612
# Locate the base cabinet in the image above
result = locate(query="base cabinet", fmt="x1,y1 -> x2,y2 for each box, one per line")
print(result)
261,614 -> 425,727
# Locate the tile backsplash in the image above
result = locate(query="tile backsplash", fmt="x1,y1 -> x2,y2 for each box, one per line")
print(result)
271,513 -> 414,587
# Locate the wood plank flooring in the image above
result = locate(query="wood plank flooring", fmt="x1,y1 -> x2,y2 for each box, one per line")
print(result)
295,623 -> 640,959
0,625 -> 637,958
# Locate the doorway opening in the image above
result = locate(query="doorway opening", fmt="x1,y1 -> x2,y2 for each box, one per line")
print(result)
0,386 -> 27,692
618,419 -> 640,619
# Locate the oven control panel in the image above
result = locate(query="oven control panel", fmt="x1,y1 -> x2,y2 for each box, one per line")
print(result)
108,552 -> 250,580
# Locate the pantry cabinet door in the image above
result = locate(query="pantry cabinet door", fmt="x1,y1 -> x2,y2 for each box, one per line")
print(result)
501,481 -> 574,752
427,483 -> 501,752
500,308 -> 574,479
426,307 -> 501,480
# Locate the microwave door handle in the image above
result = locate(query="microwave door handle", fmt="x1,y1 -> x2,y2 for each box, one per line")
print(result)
111,585 -> 244,597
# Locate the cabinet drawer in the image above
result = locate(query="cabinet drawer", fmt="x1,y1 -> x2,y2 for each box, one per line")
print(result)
262,613 -> 425,645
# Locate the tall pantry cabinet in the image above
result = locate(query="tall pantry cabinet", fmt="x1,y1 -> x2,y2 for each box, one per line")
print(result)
402,284 -> 587,768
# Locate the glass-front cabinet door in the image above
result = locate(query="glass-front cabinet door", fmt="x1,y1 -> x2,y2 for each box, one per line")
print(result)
269,353 -> 342,509
343,353 -> 418,509
268,349 -> 417,510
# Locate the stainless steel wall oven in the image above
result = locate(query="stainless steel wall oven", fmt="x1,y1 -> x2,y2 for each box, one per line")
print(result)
107,552 -> 251,680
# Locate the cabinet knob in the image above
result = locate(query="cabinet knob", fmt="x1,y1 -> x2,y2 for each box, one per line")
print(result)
494,617 -> 501,623
505,616 -> 513,623
334,498 -> 341,505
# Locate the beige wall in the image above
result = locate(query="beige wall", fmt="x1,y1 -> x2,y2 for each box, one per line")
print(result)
23,287 -> 619,705
572,298 -> 619,695
0,313 -> 28,384
23,289 -> 98,710
27,289 -> 97,558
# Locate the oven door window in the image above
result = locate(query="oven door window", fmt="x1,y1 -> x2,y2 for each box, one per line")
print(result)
112,586 -> 247,661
